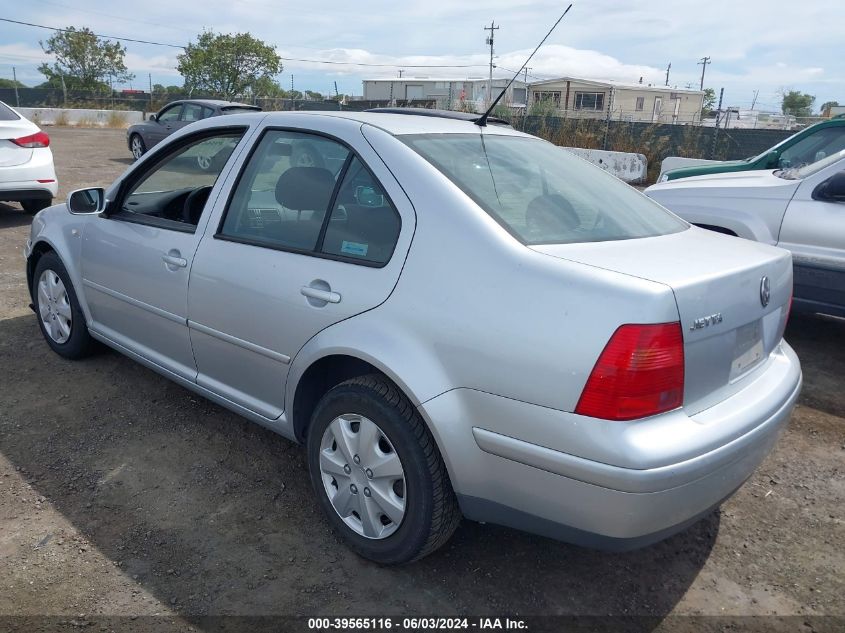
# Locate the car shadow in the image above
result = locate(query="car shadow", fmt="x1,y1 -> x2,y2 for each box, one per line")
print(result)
0,313 -> 716,627
0,203 -> 32,229
110,157 -> 135,166
785,311 -> 845,418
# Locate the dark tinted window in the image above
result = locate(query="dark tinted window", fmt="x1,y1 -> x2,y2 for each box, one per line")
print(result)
0,101 -> 20,121
321,157 -> 401,264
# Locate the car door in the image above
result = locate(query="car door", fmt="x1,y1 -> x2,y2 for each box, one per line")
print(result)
80,126 -> 250,380
187,121 -> 414,419
148,104 -> 183,146
778,155 -> 845,314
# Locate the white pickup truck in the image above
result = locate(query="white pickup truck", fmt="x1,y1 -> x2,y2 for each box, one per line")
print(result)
646,150 -> 845,318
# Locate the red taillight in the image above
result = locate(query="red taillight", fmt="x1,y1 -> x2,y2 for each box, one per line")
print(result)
575,322 -> 685,421
11,131 -> 50,148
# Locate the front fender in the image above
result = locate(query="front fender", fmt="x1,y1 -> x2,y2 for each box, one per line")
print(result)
27,204 -> 94,323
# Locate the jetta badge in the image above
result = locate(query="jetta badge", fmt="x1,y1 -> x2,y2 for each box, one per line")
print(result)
760,276 -> 771,307
690,313 -> 723,330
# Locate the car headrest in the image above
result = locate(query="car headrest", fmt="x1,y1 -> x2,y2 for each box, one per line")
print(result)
526,194 -> 579,230
275,167 -> 335,210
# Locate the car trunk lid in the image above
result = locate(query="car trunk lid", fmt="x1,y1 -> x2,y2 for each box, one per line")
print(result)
531,227 -> 792,415
0,120 -> 40,167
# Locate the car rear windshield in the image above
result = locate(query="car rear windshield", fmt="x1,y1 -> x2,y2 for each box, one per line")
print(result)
0,102 -> 21,121
402,133 -> 687,245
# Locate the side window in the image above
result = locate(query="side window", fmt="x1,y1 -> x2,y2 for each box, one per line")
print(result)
158,105 -> 182,122
182,103 -> 204,122
202,106 -> 215,119
220,131 -> 351,252
321,157 -> 401,265
118,131 -> 244,230
780,128 -> 845,168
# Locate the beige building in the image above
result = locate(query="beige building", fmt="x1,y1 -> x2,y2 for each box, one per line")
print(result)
361,78 -> 528,111
528,77 -> 705,124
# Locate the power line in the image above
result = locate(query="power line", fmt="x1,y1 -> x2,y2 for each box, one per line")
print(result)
0,17 -> 184,48
0,17 -> 491,69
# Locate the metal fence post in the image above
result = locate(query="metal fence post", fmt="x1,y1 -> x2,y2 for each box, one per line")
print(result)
710,87 -> 724,159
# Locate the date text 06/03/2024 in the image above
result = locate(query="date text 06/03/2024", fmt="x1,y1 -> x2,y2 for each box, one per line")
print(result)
307,617 -> 528,630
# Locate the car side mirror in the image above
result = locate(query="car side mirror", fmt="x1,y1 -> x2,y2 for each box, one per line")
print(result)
765,150 -> 780,168
148,113 -> 157,121
67,187 -> 106,214
813,171 -> 845,203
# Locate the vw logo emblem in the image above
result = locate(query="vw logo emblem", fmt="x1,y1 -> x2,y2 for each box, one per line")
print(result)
760,276 -> 771,307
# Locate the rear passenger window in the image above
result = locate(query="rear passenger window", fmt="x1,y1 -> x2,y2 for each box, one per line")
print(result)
219,130 -> 400,265
321,157 -> 400,264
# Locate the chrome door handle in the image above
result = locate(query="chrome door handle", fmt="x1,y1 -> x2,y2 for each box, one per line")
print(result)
162,254 -> 187,268
300,286 -> 341,304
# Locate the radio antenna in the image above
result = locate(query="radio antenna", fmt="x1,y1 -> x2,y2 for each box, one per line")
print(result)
475,4 -> 573,127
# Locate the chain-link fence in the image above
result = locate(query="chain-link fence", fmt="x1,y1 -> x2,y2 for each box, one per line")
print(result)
0,87 -> 436,114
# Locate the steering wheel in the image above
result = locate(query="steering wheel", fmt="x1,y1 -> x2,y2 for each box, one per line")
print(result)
181,185 -> 214,225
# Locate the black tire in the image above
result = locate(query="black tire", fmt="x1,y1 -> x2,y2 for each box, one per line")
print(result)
307,374 -> 461,564
22,199 -> 51,214
32,251 -> 95,360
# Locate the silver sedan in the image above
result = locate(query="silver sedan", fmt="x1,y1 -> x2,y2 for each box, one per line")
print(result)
25,110 -> 801,564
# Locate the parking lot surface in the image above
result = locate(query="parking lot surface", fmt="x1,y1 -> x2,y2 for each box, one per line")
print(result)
0,128 -> 843,628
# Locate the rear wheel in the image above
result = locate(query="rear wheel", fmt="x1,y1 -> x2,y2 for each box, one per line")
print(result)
130,134 -> 146,160
22,199 -> 51,214
307,374 -> 460,564
32,252 -> 95,359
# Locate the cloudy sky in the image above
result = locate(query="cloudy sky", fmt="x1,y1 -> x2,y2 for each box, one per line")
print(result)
0,0 -> 840,111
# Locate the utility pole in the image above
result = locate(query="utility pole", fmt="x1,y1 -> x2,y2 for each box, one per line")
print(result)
665,62 -> 671,87
698,56 -> 711,91
750,89 -> 759,110
12,66 -> 20,106
484,21 -> 499,107
398,69 -> 404,78
148,72 -> 153,111
523,66 -> 531,106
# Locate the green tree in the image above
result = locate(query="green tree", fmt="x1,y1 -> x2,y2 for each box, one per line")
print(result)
304,89 -> 323,100
819,101 -> 839,117
251,76 -> 286,98
701,88 -> 716,116
177,30 -> 282,100
0,78 -> 25,89
38,26 -> 133,91
781,90 -> 815,117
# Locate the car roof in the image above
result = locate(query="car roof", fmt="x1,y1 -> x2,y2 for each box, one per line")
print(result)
166,99 -> 256,108
253,110 -> 532,137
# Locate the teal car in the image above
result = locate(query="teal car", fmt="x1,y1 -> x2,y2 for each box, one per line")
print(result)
661,115 -> 845,182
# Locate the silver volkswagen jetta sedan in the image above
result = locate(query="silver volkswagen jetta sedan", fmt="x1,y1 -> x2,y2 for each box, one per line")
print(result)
24,110 -> 801,564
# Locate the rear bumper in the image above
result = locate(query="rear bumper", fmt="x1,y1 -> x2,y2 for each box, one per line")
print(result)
419,341 -> 801,548
0,148 -> 58,200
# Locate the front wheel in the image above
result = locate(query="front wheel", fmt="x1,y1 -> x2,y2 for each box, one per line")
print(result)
307,374 -> 461,564
130,134 -> 146,160
32,251 -> 95,359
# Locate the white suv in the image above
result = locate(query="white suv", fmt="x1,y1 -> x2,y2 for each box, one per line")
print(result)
0,101 -> 58,213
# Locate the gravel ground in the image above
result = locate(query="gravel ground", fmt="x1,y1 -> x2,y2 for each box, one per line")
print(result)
0,127 -> 843,631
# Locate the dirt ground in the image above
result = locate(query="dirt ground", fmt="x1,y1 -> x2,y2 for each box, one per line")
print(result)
0,127 -> 843,631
